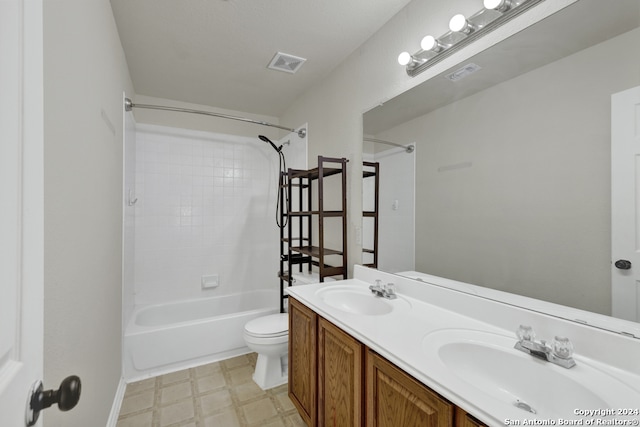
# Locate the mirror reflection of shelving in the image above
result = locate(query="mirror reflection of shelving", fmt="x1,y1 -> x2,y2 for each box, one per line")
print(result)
363,148 -> 415,274
362,161 -> 379,268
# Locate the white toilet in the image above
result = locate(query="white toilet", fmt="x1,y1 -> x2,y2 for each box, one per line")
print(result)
243,313 -> 289,390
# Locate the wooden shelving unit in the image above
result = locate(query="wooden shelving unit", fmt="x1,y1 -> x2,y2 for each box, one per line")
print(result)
362,161 -> 379,268
278,156 -> 348,312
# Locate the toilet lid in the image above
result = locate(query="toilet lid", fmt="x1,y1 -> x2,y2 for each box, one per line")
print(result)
245,313 -> 288,337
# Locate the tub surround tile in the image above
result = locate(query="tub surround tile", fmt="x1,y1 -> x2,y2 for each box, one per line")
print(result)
117,354 -> 304,427
133,128 -> 284,306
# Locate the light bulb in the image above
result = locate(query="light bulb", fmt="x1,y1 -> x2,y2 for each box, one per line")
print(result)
449,14 -> 475,34
397,51 -> 412,66
420,35 -> 439,52
484,0 -> 511,11
449,14 -> 467,32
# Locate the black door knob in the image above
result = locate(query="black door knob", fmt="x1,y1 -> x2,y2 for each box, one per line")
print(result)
27,376 -> 81,426
615,259 -> 632,270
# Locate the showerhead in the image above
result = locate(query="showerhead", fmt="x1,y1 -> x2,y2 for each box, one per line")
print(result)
259,135 -> 288,229
259,135 -> 282,153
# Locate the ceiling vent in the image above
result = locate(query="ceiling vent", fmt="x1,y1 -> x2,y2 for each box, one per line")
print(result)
267,52 -> 307,74
445,63 -> 481,82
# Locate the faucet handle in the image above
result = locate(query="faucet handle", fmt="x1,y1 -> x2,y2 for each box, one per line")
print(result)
516,325 -> 536,342
386,283 -> 396,295
369,280 -> 383,294
552,336 -> 574,359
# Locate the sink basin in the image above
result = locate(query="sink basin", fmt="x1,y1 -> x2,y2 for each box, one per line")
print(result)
315,285 -> 409,315
422,329 -> 640,420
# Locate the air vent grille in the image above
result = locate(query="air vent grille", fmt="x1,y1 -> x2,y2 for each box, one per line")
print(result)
268,52 -> 307,74
445,63 -> 481,82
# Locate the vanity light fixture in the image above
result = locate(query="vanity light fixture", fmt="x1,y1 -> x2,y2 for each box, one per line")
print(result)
397,51 -> 426,68
398,0 -> 545,76
420,35 -> 444,53
449,14 -> 476,34
483,0 -> 512,12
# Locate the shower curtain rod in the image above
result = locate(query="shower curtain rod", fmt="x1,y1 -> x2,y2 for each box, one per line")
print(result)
364,137 -> 414,153
124,98 -> 307,138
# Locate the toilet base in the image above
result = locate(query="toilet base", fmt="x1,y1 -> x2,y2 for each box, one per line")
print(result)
252,352 -> 288,390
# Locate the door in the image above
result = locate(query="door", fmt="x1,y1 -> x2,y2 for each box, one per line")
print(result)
0,0 -> 45,425
612,86 -> 640,322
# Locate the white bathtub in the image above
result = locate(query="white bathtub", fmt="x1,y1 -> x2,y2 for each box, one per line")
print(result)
124,290 -> 279,381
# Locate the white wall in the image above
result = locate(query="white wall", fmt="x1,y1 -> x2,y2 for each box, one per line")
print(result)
43,0 -> 134,425
280,0 -> 577,275
376,28 -> 640,315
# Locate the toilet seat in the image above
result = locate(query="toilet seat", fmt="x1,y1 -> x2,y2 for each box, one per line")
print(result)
244,313 -> 288,338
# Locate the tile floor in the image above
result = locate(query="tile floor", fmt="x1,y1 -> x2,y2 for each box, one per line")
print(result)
116,353 -> 306,427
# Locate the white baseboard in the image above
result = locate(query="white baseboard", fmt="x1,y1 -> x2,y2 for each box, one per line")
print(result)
105,377 -> 126,427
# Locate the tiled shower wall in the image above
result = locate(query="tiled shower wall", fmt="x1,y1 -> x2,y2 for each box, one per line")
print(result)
132,124 -> 299,305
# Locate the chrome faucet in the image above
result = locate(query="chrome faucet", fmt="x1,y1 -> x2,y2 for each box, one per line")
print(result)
514,325 -> 576,369
369,280 -> 397,299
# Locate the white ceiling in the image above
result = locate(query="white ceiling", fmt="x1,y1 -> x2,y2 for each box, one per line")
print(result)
110,0 -> 413,117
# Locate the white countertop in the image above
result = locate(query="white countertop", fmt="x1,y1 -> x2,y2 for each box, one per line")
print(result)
287,266 -> 640,426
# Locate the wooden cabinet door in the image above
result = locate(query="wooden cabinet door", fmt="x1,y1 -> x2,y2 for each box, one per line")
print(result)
318,317 -> 364,427
289,297 -> 318,427
366,350 -> 453,427
455,407 -> 487,427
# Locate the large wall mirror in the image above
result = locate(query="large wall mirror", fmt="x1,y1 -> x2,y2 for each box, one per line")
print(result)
363,0 -> 640,329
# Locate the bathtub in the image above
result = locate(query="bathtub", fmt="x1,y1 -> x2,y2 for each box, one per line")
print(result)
124,290 -> 279,381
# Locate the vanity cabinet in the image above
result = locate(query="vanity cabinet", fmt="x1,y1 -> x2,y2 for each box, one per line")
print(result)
289,297 -> 317,427
455,408 -> 487,427
289,297 -> 364,427
366,350 -> 453,427
289,296 -> 487,427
